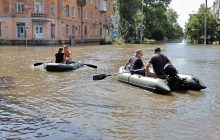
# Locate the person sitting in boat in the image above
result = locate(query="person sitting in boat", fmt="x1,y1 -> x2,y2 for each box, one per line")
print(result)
124,49 -> 146,76
55,47 -> 65,63
63,45 -> 72,64
146,47 -> 171,78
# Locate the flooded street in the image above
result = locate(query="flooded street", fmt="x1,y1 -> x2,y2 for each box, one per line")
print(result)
0,43 -> 219,140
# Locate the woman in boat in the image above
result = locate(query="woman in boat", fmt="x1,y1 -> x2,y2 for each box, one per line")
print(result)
63,45 -> 72,64
124,49 -> 146,76
55,47 -> 65,63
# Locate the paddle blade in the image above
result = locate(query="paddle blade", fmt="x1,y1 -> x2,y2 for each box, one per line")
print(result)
93,74 -> 110,80
34,62 -> 44,66
84,64 -> 97,69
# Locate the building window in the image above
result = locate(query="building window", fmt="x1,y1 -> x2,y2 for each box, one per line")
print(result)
66,5 -> 69,16
35,0 -> 43,13
90,11 -> 93,19
85,26 -> 87,36
96,25 -> 98,36
0,22 -> 1,37
78,25 -> 81,35
108,0 -> 110,11
95,10 -> 98,21
50,3 -> 55,15
90,25 -> 93,36
99,15 -> 102,21
72,25 -> 75,34
17,23 -> 26,38
95,0 -> 98,7
100,27 -> 102,36
78,7 -> 81,18
17,1 -> 24,13
51,24 -> 55,39
84,9 -> 87,19
66,24 -> 69,34
72,7 -> 75,17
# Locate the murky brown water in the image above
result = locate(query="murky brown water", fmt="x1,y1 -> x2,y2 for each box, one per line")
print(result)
0,43 -> 219,140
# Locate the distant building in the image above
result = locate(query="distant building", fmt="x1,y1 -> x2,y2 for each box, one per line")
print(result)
0,0 -> 115,45
212,0 -> 220,20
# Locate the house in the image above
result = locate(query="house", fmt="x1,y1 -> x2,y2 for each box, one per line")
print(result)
0,0 -> 115,45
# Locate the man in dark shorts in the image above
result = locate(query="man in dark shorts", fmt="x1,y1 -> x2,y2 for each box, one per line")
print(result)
146,48 -> 171,78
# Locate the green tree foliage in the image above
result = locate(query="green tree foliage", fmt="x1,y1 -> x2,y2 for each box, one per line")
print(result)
165,9 -> 184,39
185,5 -> 220,44
115,0 -> 183,42
114,0 -> 140,42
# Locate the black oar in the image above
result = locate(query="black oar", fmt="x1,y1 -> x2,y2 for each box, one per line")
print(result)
84,63 -> 97,69
93,74 -> 112,80
68,61 -> 97,69
93,69 -> 145,80
34,62 -> 44,66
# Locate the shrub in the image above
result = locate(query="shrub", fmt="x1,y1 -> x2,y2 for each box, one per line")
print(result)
112,37 -> 125,45
100,36 -> 113,45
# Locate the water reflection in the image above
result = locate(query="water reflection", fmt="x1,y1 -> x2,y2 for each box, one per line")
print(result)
0,43 -> 219,139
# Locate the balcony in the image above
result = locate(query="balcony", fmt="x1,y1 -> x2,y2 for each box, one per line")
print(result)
100,0 -> 107,12
31,13 -> 47,18
77,0 -> 86,6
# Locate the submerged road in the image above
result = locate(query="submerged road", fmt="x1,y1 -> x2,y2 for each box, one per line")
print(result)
0,43 -> 219,139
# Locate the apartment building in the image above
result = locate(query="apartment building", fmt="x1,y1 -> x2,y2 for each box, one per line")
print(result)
0,0 -> 115,45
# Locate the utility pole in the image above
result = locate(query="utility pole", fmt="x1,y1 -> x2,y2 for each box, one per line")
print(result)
204,0 -> 207,45
140,0 -> 144,44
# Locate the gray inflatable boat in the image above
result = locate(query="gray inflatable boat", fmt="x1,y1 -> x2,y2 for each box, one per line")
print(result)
117,66 -> 206,93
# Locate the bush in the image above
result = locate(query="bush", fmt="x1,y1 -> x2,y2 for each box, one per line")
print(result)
112,37 -> 125,45
100,36 -> 113,45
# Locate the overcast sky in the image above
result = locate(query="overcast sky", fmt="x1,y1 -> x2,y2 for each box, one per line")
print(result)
169,0 -> 215,28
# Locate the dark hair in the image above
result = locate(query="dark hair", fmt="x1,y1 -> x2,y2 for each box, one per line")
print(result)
155,48 -> 161,53
58,47 -> 63,53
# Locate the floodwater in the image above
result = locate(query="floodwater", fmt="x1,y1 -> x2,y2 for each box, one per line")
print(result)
0,42 -> 219,140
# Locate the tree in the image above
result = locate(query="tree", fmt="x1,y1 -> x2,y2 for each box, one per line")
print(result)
115,0 -> 140,43
165,9 -> 184,39
115,0 -> 183,42
185,4 -> 220,44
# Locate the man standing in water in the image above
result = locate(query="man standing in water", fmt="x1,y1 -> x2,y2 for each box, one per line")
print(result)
146,48 -> 171,78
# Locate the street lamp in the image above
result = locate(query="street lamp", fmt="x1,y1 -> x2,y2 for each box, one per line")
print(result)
204,0 -> 207,45
140,0 -> 146,44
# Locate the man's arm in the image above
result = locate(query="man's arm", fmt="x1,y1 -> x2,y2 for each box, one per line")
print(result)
146,63 -> 152,71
